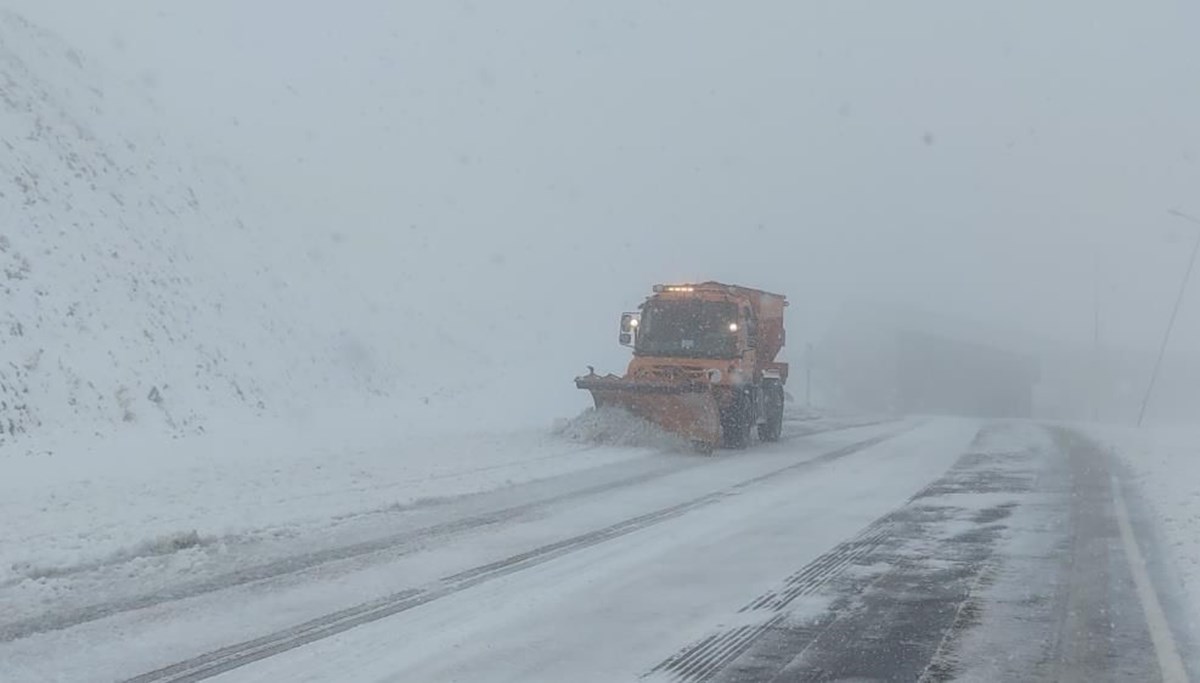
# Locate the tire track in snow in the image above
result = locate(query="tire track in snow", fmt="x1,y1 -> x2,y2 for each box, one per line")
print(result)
1,418 -> 895,643
647,424 -> 1025,683
123,430 -> 905,683
0,462 -> 685,643
647,522 -> 898,682
649,423 -> 1174,683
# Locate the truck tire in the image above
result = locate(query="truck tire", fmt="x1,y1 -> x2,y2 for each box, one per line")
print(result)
721,390 -> 753,449
758,379 -> 784,442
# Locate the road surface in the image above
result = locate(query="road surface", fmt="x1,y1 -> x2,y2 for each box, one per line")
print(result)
1,416 -> 1194,682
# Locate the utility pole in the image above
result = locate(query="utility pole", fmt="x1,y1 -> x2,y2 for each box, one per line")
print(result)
1093,250 -> 1101,422
1138,209 -> 1200,426
805,342 -> 813,409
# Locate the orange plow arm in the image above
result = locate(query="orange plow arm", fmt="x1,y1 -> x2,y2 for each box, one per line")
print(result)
575,372 -> 721,448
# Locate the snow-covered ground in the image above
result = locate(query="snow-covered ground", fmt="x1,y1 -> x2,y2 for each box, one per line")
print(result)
0,416 -> 945,682
6,3 -> 1200,681
1092,424 -> 1200,638
10,413 -> 1194,683
0,407 -> 663,624
0,401 -> 884,640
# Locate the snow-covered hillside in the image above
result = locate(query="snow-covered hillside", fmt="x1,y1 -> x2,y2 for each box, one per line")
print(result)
0,10 -> 304,443
0,10 -> 578,449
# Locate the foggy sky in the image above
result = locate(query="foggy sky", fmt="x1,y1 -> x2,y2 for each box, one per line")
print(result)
11,0 -> 1200,376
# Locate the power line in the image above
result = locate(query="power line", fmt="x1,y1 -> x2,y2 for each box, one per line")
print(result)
1138,209 -> 1200,426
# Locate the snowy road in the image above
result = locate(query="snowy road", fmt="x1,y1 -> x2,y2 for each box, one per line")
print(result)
3,417 -> 1194,682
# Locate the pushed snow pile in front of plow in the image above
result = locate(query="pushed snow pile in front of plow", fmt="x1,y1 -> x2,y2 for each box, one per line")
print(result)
554,406 -> 690,451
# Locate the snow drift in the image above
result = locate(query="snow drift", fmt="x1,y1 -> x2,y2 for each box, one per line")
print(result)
554,406 -> 689,450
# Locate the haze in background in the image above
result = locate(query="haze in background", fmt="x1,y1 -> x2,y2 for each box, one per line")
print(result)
8,0 -> 1200,424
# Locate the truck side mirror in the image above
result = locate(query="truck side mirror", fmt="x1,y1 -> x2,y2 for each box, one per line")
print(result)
619,312 -> 641,347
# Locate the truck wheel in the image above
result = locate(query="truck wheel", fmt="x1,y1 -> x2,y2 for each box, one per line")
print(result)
721,391 -> 753,449
758,379 -> 784,442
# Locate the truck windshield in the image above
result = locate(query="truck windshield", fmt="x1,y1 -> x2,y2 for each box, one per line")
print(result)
636,300 -> 738,359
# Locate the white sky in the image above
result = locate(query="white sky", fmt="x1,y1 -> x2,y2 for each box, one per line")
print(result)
10,0 -> 1200,367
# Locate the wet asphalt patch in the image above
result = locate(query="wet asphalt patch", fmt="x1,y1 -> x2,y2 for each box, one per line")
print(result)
649,423 -> 1167,683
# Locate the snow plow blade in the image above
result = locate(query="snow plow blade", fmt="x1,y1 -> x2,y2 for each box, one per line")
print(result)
575,373 -> 721,448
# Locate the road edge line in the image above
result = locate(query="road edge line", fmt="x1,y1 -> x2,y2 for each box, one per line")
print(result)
1111,475 -> 1189,683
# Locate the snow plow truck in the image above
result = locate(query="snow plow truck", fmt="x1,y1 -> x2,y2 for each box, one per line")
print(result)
576,282 -> 788,451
